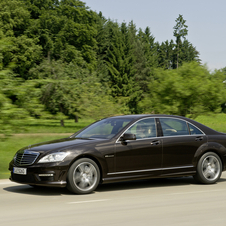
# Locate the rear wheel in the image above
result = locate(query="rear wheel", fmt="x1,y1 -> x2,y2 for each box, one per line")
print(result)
194,152 -> 222,184
67,158 -> 100,194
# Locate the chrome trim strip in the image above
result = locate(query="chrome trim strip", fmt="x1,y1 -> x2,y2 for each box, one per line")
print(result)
107,165 -> 194,175
105,155 -> 115,158
161,171 -> 196,176
116,133 -> 206,143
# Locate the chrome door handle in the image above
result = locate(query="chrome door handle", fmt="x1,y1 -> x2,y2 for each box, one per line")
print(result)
151,140 -> 160,145
195,136 -> 203,141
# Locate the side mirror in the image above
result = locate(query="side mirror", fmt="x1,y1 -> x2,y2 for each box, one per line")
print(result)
120,133 -> 136,141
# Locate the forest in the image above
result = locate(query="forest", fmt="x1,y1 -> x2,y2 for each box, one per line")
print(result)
1,0 -> 226,137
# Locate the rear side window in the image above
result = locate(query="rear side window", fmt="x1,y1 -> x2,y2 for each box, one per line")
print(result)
188,123 -> 203,135
159,118 -> 189,136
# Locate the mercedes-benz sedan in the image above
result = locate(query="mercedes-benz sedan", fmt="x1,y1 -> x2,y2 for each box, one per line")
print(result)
9,115 -> 226,194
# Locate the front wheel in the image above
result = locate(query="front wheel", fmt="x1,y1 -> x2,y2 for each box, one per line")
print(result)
193,152 -> 222,184
67,158 -> 100,194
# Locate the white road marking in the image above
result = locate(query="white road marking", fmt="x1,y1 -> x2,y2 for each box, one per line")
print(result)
67,199 -> 110,204
169,189 -> 225,195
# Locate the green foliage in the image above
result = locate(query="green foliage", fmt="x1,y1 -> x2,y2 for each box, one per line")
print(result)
6,36 -> 42,78
0,37 -> 28,138
0,0 -> 30,37
0,36 -> 48,138
173,14 -> 188,68
0,0 -> 43,78
25,0 -> 98,69
156,40 -> 174,69
173,14 -> 188,40
29,59 -> 122,121
97,20 -> 142,113
139,62 -> 226,118
134,27 -> 158,93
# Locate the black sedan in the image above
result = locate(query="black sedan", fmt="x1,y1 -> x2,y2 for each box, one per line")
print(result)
9,114 -> 226,194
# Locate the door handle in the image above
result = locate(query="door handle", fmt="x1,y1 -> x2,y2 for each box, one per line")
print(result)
195,136 -> 203,141
150,140 -> 160,145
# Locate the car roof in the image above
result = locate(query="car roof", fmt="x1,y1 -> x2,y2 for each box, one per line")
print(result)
107,114 -> 221,135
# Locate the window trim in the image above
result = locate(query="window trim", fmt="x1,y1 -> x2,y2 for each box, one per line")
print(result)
157,117 -> 205,137
115,117 -> 158,143
116,117 -> 206,143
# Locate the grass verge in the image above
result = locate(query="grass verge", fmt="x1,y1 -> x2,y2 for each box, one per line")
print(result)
196,113 -> 226,133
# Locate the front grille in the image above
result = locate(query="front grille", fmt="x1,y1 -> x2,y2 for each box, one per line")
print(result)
14,150 -> 40,166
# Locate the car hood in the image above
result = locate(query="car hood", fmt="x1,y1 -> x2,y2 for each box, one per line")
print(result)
18,137 -> 105,154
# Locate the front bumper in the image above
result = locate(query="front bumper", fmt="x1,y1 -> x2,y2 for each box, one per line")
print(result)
9,161 -> 68,187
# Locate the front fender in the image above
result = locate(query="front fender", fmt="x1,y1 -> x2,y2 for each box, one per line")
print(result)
66,147 -> 109,179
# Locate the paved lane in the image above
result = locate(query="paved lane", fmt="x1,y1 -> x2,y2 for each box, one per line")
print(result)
1,173 -> 226,226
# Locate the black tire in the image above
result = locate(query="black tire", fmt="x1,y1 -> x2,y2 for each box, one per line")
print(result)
67,158 -> 100,194
193,152 -> 222,184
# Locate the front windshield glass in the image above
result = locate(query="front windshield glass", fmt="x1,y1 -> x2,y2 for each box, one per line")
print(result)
73,118 -> 133,139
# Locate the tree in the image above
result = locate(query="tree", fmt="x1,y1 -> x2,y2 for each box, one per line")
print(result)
135,27 -> 158,92
25,0 -> 98,70
98,20 -> 142,113
29,58 -> 121,125
156,40 -> 174,69
0,36 -> 33,138
0,0 -> 43,78
0,0 -> 31,37
139,62 -> 226,118
173,14 -> 188,69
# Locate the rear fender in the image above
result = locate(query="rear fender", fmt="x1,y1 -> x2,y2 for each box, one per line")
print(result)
193,142 -> 226,169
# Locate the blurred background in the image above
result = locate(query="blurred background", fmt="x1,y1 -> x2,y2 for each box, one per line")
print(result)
1,0 -> 226,179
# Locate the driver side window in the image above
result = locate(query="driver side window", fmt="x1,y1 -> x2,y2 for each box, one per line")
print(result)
126,118 -> 157,139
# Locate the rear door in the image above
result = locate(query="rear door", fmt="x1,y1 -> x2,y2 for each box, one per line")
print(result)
158,117 -> 207,175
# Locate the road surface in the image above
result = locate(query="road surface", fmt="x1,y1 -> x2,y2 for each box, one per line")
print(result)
1,173 -> 226,226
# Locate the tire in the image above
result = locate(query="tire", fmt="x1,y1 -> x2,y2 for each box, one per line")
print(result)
67,158 -> 100,194
193,152 -> 222,184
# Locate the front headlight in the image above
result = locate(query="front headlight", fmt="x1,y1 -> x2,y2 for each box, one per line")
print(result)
38,152 -> 69,163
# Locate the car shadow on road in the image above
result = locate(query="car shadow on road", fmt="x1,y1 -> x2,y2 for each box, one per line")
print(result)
3,184 -> 71,196
4,176 -> 226,196
96,176 -> 226,193
96,177 -> 194,193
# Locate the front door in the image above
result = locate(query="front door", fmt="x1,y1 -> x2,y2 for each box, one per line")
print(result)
114,118 -> 162,176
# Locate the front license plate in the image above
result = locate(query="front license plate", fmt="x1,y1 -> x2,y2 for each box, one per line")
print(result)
13,167 -> 27,175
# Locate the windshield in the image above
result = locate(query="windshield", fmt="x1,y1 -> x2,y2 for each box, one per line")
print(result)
73,118 -> 133,139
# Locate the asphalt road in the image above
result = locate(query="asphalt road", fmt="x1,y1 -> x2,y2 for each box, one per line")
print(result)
1,173 -> 226,226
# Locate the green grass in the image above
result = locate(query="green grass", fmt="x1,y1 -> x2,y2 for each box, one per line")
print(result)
195,113 -> 226,133
11,118 -> 94,134
1,114 -> 226,180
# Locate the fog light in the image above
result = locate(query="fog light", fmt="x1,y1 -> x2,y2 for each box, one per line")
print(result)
39,174 -> 54,176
